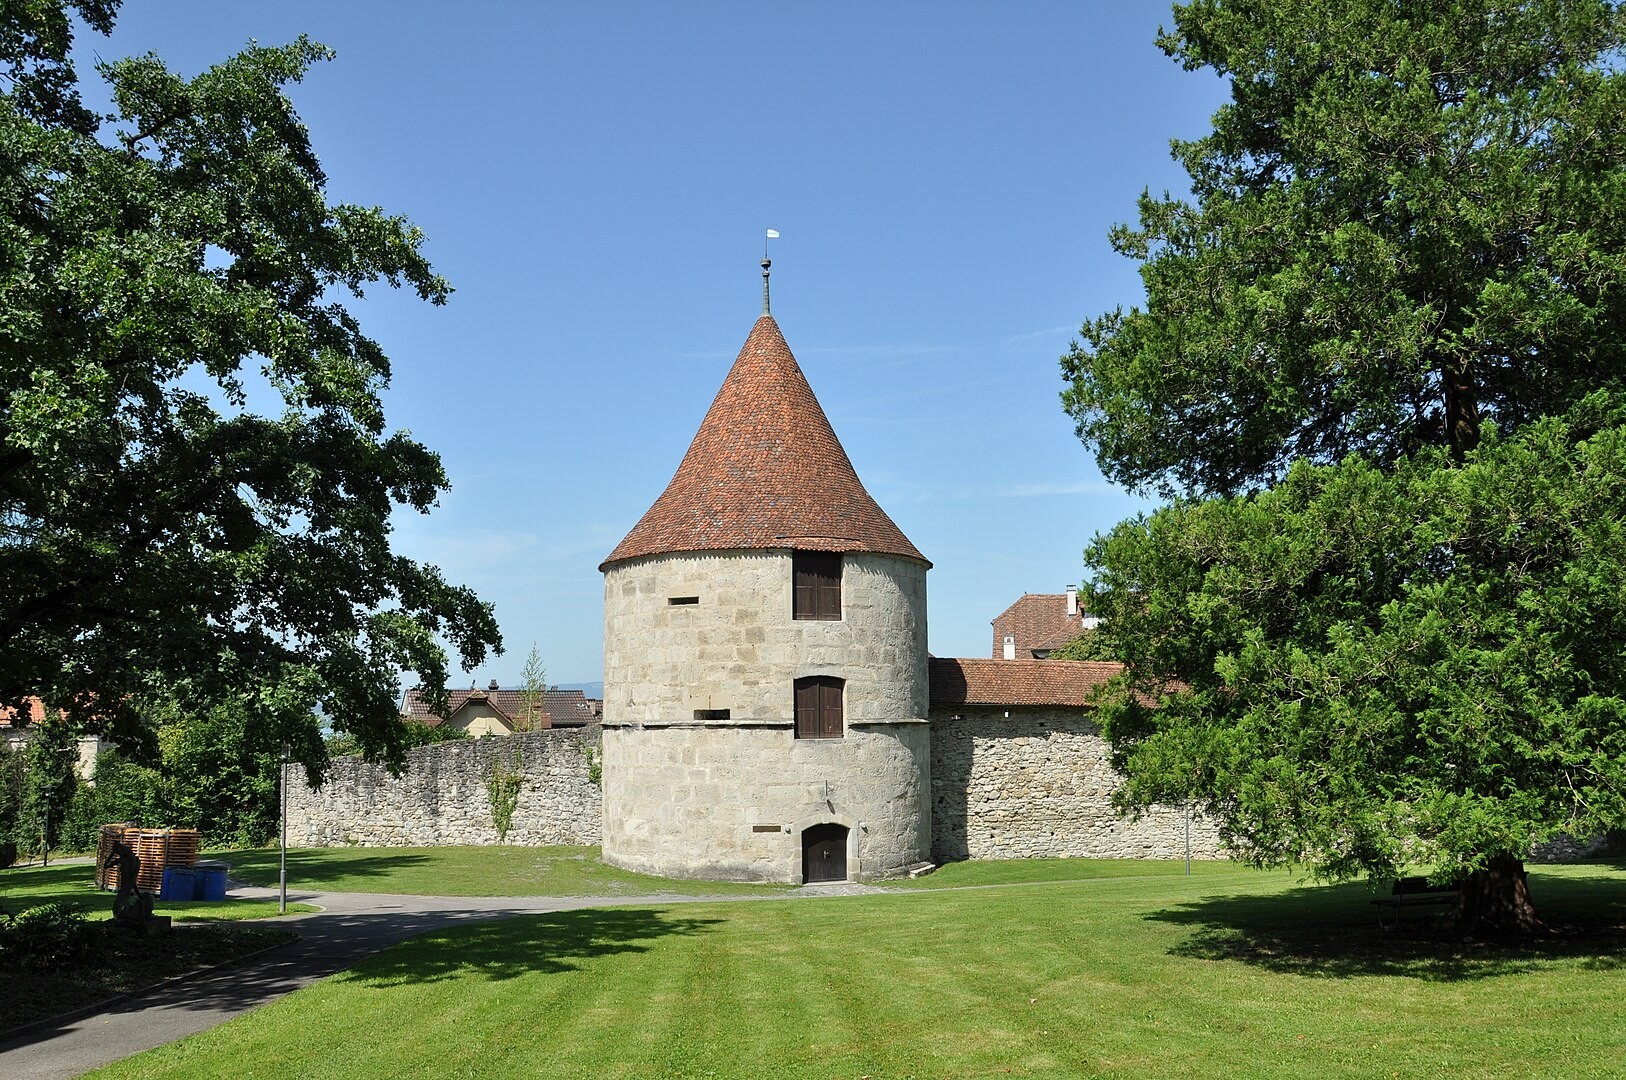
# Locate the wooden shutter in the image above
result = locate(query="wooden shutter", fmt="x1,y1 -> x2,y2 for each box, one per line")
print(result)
794,678 -> 817,738
794,676 -> 843,739
793,552 -> 841,620
819,681 -> 842,737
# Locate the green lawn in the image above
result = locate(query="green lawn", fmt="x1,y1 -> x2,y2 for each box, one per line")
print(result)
896,855 -> 1250,888
216,844 -> 798,898
0,861 -> 316,922
96,860 -> 1626,1079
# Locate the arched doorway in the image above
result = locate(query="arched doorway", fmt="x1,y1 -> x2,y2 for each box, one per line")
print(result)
802,823 -> 849,883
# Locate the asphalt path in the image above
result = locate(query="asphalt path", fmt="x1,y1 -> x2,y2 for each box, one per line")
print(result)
0,879 -> 884,1080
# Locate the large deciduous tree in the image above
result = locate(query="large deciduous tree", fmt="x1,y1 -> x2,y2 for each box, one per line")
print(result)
1063,0 -> 1626,935
0,2 -> 500,772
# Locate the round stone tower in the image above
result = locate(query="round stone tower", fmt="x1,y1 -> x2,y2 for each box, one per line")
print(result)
599,311 -> 931,883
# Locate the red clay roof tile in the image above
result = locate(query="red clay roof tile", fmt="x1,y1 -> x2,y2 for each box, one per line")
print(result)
929,657 -> 1121,708
0,697 -> 50,728
992,593 -> 1087,657
601,315 -> 927,569
401,688 -> 600,728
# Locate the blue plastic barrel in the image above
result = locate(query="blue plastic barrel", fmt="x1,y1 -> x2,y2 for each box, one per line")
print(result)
193,863 -> 228,901
159,867 -> 196,902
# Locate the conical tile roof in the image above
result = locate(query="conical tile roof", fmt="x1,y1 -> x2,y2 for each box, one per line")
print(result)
601,315 -> 928,569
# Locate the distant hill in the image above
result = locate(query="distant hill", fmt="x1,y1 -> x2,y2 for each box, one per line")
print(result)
553,681 -> 603,699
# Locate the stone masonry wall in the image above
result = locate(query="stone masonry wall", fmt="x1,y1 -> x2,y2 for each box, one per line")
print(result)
601,721 -> 931,883
600,549 -> 932,881
931,706 -> 1223,861
287,728 -> 602,847
602,549 -> 929,726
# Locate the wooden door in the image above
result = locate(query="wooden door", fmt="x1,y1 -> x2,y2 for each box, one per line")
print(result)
802,823 -> 848,883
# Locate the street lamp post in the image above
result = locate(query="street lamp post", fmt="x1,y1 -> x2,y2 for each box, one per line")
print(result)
279,745 -> 290,914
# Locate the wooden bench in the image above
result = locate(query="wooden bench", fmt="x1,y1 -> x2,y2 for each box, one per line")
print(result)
1371,875 -> 1461,927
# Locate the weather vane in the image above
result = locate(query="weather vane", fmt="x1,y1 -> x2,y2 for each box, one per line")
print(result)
762,228 -> 779,314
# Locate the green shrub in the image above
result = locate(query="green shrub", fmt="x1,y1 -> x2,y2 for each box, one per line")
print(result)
0,902 -> 93,971
0,740 -> 23,852
60,752 -> 165,852
159,706 -> 280,848
19,722 -> 77,856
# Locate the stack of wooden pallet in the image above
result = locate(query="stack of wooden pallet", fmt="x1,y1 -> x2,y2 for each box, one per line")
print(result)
95,824 -> 202,893
93,823 -> 131,890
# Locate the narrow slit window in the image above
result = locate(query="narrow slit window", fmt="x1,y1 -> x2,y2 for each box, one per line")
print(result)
792,552 -> 841,620
668,596 -> 699,606
693,709 -> 730,721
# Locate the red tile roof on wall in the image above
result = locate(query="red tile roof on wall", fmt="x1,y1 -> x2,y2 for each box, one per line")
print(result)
929,657 -> 1122,708
992,593 -> 1085,658
402,688 -> 602,728
0,698 -> 50,727
601,314 -> 928,570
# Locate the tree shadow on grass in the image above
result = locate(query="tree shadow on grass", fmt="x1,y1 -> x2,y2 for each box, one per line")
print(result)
1144,872 -> 1626,982
335,906 -> 722,988
214,848 -> 431,889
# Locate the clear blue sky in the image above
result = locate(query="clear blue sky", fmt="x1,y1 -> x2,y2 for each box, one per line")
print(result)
81,2 -> 1229,686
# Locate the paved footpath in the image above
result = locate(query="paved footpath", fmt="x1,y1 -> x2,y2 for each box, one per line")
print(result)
0,880 -> 884,1080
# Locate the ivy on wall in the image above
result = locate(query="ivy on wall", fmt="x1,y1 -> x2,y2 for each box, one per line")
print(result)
485,748 -> 523,842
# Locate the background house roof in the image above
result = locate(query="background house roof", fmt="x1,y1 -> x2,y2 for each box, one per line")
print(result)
0,698 -> 51,728
992,593 -> 1087,658
601,314 -> 928,569
929,657 -> 1121,708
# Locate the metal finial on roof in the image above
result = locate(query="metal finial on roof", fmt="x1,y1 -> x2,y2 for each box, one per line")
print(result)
762,229 -> 779,315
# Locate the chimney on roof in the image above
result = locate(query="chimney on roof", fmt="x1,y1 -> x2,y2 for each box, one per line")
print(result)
488,679 -> 499,691
1066,585 -> 1078,618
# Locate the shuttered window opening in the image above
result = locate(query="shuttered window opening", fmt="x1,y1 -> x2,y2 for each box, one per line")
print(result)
793,676 -> 844,739
792,551 -> 841,620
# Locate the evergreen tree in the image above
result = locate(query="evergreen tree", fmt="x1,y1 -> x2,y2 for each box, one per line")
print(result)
1063,0 -> 1626,935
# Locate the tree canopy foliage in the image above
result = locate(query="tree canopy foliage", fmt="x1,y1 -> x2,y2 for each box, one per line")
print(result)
0,1 -> 499,770
1063,0 -> 1626,499
1066,0 -> 1626,933
1090,401 -> 1626,876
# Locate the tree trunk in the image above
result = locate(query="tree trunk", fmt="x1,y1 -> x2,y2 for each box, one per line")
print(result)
1443,359 -> 1481,458
1456,853 -> 1541,938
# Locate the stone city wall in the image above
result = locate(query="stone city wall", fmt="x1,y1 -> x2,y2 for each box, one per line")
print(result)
287,704 -> 1229,863
287,728 -> 602,848
930,706 -> 1223,861
1531,833 -> 1617,862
